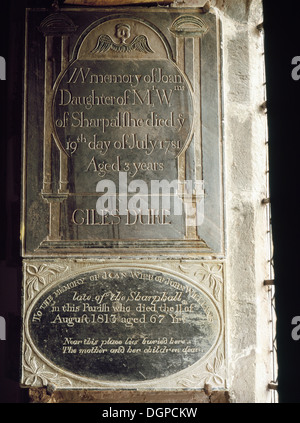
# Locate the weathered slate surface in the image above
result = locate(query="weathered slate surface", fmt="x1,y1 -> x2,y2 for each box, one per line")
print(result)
23,265 -> 222,387
22,8 -> 224,255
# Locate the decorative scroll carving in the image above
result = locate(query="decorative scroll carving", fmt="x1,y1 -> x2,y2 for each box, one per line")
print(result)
26,264 -> 69,300
195,263 -> 223,302
23,344 -> 72,388
179,262 -> 224,302
205,347 -> 225,386
177,346 -> 225,388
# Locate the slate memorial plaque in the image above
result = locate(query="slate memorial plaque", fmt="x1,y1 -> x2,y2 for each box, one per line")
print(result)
22,7 -> 224,256
22,6 -> 226,392
22,264 -> 224,388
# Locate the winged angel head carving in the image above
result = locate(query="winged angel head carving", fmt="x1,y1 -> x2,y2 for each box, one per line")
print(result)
91,23 -> 154,54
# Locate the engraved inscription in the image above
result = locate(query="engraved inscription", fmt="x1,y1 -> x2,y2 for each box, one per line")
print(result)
54,63 -> 193,158
53,56 -> 194,237
27,268 -> 220,383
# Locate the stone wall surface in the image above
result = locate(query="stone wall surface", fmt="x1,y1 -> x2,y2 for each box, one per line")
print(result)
216,0 -> 273,403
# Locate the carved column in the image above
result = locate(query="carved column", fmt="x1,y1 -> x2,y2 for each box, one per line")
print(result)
171,15 -> 208,240
39,14 -> 77,240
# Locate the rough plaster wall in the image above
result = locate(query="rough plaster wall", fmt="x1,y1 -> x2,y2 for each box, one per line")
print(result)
180,0 -> 274,403
216,0 -> 273,403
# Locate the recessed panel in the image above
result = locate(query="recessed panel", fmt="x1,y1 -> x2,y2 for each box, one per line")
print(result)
22,8 -> 223,255
25,266 -> 221,386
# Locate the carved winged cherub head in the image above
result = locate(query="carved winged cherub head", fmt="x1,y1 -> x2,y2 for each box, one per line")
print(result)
115,24 -> 131,44
91,23 -> 154,54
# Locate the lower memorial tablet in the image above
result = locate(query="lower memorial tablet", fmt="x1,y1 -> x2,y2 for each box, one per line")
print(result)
24,267 -> 222,387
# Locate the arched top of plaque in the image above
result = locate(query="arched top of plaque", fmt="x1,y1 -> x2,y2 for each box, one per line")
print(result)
74,15 -> 172,60
52,14 -> 194,160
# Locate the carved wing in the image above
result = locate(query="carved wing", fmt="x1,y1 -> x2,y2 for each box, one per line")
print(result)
91,34 -> 114,53
92,34 -> 154,54
129,35 -> 154,53
110,43 -> 132,53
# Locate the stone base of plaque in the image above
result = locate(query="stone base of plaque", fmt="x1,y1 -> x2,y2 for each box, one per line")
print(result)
36,239 -> 211,255
28,388 -> 230,404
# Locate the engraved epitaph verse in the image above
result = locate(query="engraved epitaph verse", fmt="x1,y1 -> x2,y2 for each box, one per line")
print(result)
27,268 -> 220,383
